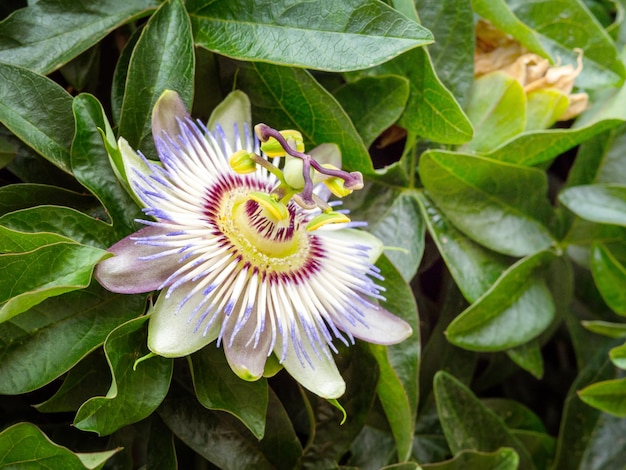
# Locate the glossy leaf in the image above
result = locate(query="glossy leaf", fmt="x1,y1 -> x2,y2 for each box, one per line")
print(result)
158,384 -> 276,470
609,342 -> 626,369
353,47 -> 473,145
582,320 -> 626,338
415,0 -> 475,107
0,242 -> 109,323
230,61 -> 374,174
0,183 -> 96,217
421,448 -> 519,470
371,255 -> 420,461
462,72 -> 526,153
333,75 -> 410,148
590,243 -> 626,315
560,184 -> 626,227
0,0 -> 158,74
0,423 -> 119,470
434,371 -> 535,469
0,226 -> 73,252
0,282 -> 144,394
420,150 -> 555,256
578,377 -> 626,417
446,251 -> 556,351
74,316 -> 173,436
0,62 -> 74,173
72,93 -> 143,237
189,345 -> 268,440
524,89 -> 569,131
117,0 -> 194,152
0,206 -> 116,248
416,192 -> 511,303
188,0 -> 433,72
506,340 -> 544,379
506,0 -> 626,88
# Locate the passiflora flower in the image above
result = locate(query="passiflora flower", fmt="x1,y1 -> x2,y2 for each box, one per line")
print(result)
96,90 -> 412,399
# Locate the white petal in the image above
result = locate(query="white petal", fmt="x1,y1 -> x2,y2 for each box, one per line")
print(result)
95,226 -> 180,294
276,338 -> 346,399
223,311 -> 272,381
207,90 -> 252,152
152,90 -> 189,141
317,228 -> 384,263
339,299 -> 413,345
148,283 -> 220,357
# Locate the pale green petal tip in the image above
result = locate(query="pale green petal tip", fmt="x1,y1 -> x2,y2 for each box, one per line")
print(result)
152,89 -> 188,139
231,364 -> 263,382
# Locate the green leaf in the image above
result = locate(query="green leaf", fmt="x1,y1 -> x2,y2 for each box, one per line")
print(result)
333,75 -> 410,148
609,342 -> 626,369
146,415 -> 178,470
74,316 -> 173,436
0,242 -> 109,323
347,185 -> 425,280
552,347 -> 623,469
579,377 -> 626,417
506,0 -> 626,88
482,398 -> 547,432
591,243 -> 626,315
0,0 -> 158,74
118,0 -> 195,152
72,94 -> 143,237
483,119 -> 622,166
524,89 -> 569,131
189,346 -> 268,440
0,62 -> 74,173
0,205 -> 116,248
0,423 -> 120,470
188,0 -> 433,72
230,61 -> 374,174
0,282 -> 145,394
158,383 -> 276,470
506,340 -> 544,379
301,344 -> 379,467
471,0 -> 549,57
446,251 -> 556,351
371,255 -> 420,461
36,351 -> 110,413
419,150 -> 555,256
582,320 -> 626,338
0,226 -> 73,252
433,371 -> 535,469
416,192 -> 511,303
0,183 -> 96,217
560,184 -> 626,226
415,0 -> 475,108
353,47 -> 473,145
421,448 -> 519,469
462,72 -> 526,153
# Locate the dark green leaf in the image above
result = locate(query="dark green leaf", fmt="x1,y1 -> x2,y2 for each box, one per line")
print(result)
158,384 -> 275,470
506,340 -> 544,379
0,226 -> 72,252
482,398 -> 546,432
0,62 -> 73,172
0,0 -> 158,74
446,251 -> 556,351
582,320 -> 626,338
591,243 -> 626,315
0,422 -> 119,470
416,192 -> 511,303
560,184 -> 626,227
118,0 -> 194,152
190,346 -> 268,440
0,206 -> 115,248
371,255 -> 420,461
188,0 -> 433,72
415,0 -> 475,107
146,415 -> 178,470
420,150 -> 555,256
434,371 -> 535,469
74,316 -> 173,436
0,242 -> 108,323
0,184 -> 96,218
0,282 -> 144,394
609,342 -> 626,369
333,75 -> 410,148
36,351 -> 110,413
229,60 -> 374,174
72,94 -> 143,237
421,447 -> 519,470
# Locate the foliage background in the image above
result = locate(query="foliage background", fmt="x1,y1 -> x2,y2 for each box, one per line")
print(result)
1,0 -> 626,468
